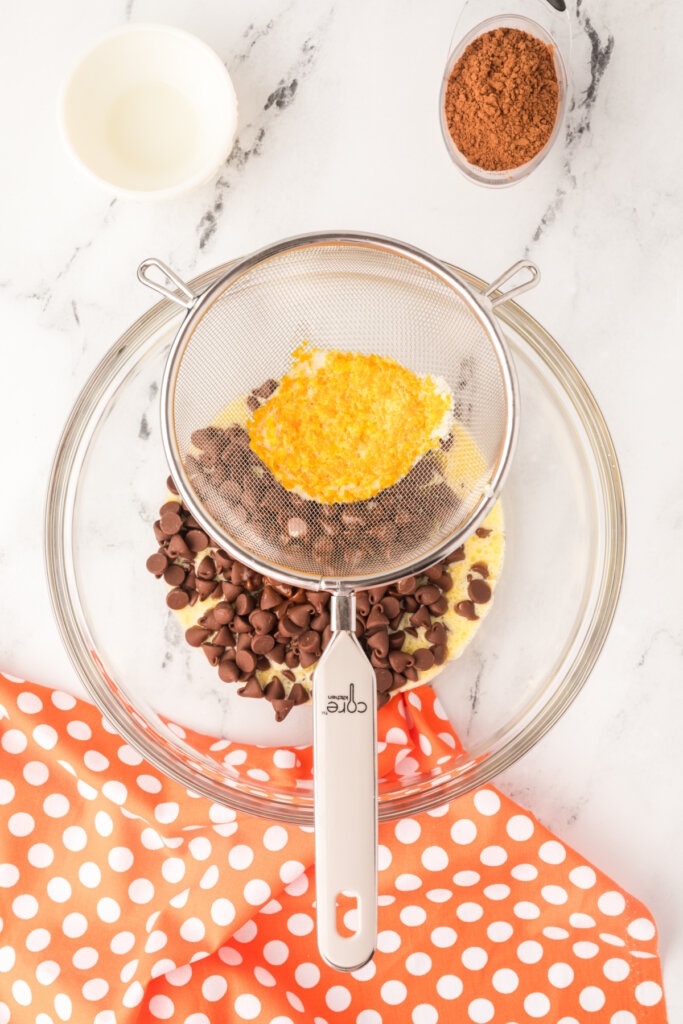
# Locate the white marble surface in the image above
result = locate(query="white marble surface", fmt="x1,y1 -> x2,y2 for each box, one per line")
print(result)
1,0 -> 682,1009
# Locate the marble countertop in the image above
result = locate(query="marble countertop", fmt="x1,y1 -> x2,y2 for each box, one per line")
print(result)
1,0 -> 682,1009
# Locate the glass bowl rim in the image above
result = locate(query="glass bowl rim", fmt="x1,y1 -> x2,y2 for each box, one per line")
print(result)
439,13 -> 569,188
44,258 -> 626,823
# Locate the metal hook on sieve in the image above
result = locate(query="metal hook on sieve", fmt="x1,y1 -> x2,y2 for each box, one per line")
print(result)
137,258 -> 197,310
484,259 -> 540,309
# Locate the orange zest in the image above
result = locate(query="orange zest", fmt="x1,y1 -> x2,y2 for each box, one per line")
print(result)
248,346 -> 452,504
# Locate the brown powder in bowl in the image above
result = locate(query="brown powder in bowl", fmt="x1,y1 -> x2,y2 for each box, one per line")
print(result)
443,27 -> 559,172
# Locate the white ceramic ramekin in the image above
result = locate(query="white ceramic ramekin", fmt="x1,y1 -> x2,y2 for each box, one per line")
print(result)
60,24 -> 238,201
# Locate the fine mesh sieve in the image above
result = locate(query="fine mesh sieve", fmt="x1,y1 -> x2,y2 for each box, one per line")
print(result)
138,231 -> 539,972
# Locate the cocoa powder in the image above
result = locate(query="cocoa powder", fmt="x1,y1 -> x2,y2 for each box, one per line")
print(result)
443,27 -> 559,172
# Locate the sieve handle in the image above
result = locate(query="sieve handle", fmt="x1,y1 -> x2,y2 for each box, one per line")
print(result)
137,258 -> 197,310
484,259 -> 540,309
313,592 -> 378,972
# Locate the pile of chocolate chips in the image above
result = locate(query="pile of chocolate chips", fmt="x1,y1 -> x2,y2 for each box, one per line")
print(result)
183,378 -> 461,575
147,481 -> 492,722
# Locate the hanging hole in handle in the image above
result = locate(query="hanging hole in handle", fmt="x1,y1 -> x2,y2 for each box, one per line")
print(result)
484,259 -> 540,310
336,891 -> 359,938
137,258 -> 196,310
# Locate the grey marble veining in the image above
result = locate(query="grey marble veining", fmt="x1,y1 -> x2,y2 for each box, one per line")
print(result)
1,0 -> 682,1009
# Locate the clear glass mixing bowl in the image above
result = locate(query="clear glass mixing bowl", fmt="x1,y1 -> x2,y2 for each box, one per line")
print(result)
45,260 -> 625,823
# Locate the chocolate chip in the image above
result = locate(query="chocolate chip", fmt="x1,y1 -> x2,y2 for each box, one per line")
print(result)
388,631 -> 405,649
416,584 -> 441,605
264,678 -> 285,701
185,626 -> 211,647
476,527 -> 492,538
236,633 -> 252,651
391,673 -> 406,691
191,427 -> 223,449
289,605 -> 312,628
251,634 -> 275,655
160,511 -> 183,536
471,561 -> 489,578
232,615 -> 251,633
218,658 -> 240,683
468,578 -> 492,604
235,592 -> 255,616
367,586 -> 388,605
196,555 -> 216,580
437,572 -> 453,592
166,588 -> 189,609
214,549 -> 233,571
413,647 -> 435,671
198,610 -> 219,631
196,578 -> 217,600
431,644 -> 447,665
260,586 -> 282,610
377,691 -> 391,709
311,611 -> 330,632
425,621 -> 447,645
429,596 -> 449,616
298,630 -> 321,653
238,676 -> 263,698
146,552 -> 169,576
213,602 -> 234,625
250,610 -> 277,635
285,650 -> 300,669
246,394 -> 260,412
307,592 -> 330,612
236,649 -> 258,674
388,650 -> 412,673
167,534 -> 192,560
289,683 -> 309,705
253,378 -> 279,399
410,605 -> 432,630
272,699 -> 294,722
403,595 -> 418,613
166,475 -> 179,494
221,582 -> 242,602
153,520 -> 167,544
186,529 -> 209,552
375,668 -> 394,692
370,651 -> 390,668
268,644 -> 286,664
367,630 -> 389,659
313,536 -> 335,558
213,626 -> 235,647
455,600 -> 479,620
366,606 -> 390,630
356,592 -> 371,617
286,516 -> 308,539
447,545 -> 466,563
202,644 -> 224,666
321,520 -> 339,538
381,596 -> 400,619
405,627 -> 418,638
299,650 -> 318,668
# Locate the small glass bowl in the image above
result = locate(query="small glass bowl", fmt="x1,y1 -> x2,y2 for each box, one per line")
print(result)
439,14 -> 569,188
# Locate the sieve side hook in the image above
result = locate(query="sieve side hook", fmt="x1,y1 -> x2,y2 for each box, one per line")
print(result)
484,259 -> 540,310
137,258 -> 197,310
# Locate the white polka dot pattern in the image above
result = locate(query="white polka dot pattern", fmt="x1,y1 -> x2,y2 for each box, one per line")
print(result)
0,672 -> 665,1021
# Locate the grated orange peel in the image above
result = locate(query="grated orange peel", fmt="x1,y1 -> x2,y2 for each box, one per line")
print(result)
247,345 -> 453,504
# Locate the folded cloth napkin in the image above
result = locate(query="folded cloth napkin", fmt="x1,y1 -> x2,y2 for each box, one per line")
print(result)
0,670 -> 667,1023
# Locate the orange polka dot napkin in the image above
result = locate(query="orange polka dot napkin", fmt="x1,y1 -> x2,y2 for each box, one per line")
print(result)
0,671 -> 667,1023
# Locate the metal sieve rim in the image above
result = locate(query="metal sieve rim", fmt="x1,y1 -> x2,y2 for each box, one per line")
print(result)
159,230 -> 519,590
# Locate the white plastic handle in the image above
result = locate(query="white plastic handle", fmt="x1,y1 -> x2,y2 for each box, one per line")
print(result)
313,593 -> 377,972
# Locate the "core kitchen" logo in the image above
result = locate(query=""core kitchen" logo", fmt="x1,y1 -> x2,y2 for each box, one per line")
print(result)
325,683 -> 368,715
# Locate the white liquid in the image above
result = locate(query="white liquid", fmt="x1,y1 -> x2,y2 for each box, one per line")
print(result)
106,81 -> 199,189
